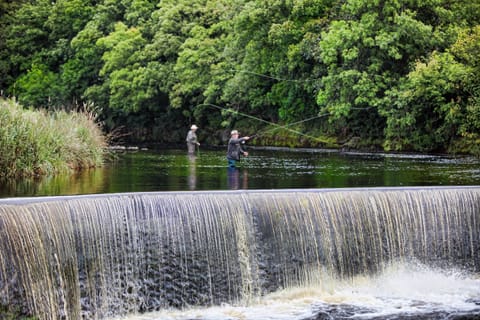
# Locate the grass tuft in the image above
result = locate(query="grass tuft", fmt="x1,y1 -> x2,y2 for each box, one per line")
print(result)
0,98 -> 108,178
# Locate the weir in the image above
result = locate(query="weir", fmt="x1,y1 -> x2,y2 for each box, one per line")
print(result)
0,187 -> 479,319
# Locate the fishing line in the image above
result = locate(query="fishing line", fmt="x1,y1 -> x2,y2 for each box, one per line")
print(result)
257,112 -> 330,137
195,103 -> 327,142
257,107 -> 372,137
227,70 -> 374,113
196,103 -> 278,127
228,69 -> 319,82
194,71 -> 372,143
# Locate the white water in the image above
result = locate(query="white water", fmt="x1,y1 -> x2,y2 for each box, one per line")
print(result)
1,188 -> 480,319
115,262 -> 480,320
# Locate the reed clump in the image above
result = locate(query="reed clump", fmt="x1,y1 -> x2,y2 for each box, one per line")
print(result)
0,98 -> 107,178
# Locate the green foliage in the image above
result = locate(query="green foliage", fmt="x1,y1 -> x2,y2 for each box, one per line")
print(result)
0,0 -> 27,88
217,0 -> 333,133
0,0 -> 479,154
60,21 -> 104,104
3,0 -> 52,72
384,25 -> 480,154
0,98 -> 107,178
95,22 -> 149,112
317,0 -> 437,122
1,0 -> 97,108
14,63 -> 61,107
122,0 -> 156,27
46,0 -> 94,41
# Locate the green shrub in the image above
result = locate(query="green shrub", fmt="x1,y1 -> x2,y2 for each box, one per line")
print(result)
0,98 -> 107,178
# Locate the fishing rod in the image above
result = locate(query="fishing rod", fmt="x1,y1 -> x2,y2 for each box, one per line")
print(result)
194,70 -> 372,143
195,103 -> 328,143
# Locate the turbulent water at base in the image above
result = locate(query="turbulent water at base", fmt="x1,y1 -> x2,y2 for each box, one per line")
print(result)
120,263 -> 480,320
0,187 -> 479,320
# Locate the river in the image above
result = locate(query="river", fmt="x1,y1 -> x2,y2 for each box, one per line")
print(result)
1,148 -> 479,197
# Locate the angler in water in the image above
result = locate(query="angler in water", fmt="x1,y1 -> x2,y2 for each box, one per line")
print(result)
226,130 -> 250,168
186,124 -> 200,154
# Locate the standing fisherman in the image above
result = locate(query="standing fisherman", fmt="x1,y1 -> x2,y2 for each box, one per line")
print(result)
186,124 -> 200,154
227,130 -> 250,168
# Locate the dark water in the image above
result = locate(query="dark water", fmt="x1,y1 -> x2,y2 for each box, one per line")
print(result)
1,148 -> 480,198
1,149 -> 480,320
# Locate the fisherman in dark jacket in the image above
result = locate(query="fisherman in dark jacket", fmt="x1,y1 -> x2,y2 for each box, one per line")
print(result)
226,130 -> 250,168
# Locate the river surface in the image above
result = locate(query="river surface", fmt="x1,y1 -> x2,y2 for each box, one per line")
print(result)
1,148 -> 480,319
1,147 -> 479,198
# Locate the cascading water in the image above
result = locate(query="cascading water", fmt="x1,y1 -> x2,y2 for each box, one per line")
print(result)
0,187 -> 479,319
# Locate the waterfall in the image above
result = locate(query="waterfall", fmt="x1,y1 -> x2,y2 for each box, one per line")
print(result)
0,187 -> 479,319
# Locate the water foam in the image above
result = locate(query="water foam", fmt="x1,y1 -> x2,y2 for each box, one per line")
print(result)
115,262 -> 480,320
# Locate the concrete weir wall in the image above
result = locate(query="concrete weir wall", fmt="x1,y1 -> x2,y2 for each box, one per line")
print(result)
0,187 -> 479,319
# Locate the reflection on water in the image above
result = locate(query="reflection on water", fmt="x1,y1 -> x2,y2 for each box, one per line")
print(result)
227,168 -> 248,190
1,148 -> 480,197
188,154 -> 197,190
0,168 -> 106,197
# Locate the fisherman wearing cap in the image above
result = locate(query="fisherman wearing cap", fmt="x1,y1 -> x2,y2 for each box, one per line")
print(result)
226,130 -> 250,168
186,124 -> 200,154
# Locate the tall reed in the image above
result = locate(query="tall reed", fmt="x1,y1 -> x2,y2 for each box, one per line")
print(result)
0,98 -> 107,178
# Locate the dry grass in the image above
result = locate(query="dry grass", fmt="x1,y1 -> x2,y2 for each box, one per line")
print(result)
0,98 -> 108,178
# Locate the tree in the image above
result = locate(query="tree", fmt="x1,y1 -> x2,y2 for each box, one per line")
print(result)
92,22 -> 147,113
60,20 -> 105,107
15,63 -> 61,107
3,0 -> 52,84
3,0 -> 96,107
220,0 -> 334,131
0,0 -> 28,90
384,26 -> 480,153
1,0 -> 479,151
170,0 -> 241,127
317,0 -> 444,138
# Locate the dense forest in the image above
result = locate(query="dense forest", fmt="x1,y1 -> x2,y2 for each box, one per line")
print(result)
1,0 -> 479,154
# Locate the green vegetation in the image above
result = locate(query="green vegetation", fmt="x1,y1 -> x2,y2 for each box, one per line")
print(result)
0,0 -> 479,154
0,98 -> 107,178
